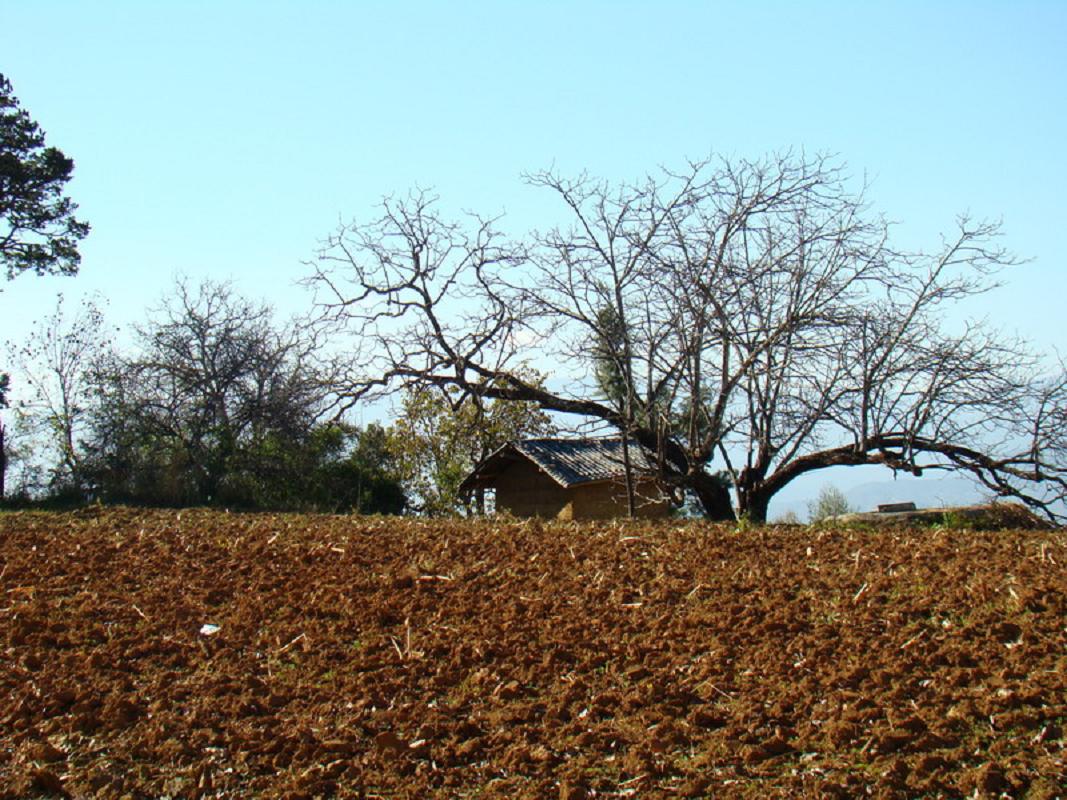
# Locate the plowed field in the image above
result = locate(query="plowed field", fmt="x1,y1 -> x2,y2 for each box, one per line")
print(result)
1,509 -> 1064,798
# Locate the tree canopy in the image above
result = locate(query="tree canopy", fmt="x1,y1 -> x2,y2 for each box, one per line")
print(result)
1,74 -> 90,497
82,279 -> 338,507
307,153 -> 1067,522
2,278 -> 408,513
0,73 -> 88,283
388,382 -> 555,516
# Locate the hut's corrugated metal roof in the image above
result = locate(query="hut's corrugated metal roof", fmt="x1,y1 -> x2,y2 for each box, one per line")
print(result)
460,437 -> 669,491
513,438 -> 661,487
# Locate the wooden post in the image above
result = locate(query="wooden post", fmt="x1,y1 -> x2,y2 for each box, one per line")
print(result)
621,434 -> 636,518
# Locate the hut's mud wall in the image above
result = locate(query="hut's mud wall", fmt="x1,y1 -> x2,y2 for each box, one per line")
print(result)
495,461 -> 669,520
494,460 -> 572,518
569,479 -> 670,519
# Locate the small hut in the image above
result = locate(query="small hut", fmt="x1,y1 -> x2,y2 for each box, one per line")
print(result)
459,438 -> 673,520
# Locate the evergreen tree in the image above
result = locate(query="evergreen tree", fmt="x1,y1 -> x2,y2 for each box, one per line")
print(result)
1,73 -> 88,282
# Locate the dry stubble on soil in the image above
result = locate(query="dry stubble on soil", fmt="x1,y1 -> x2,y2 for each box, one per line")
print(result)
1,508 -> 1065,799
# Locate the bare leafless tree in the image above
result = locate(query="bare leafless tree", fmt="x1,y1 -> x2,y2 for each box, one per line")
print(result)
307,153 -> 1067,521
5,294 -> 109,493
710,211 -> 1066,523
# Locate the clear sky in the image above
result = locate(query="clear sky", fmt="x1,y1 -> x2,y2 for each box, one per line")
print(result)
2,1 -> 1065,510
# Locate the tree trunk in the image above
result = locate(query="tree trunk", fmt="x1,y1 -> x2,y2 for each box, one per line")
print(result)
0,419 -> 6,501
690,470 -> 735,521
734,468 -> 774,523
738,489 -> 772,524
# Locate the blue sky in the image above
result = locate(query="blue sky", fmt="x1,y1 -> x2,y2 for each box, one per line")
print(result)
2,1 -> 1065,511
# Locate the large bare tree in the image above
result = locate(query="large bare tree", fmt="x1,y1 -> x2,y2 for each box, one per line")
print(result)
307,153 -> 1067,521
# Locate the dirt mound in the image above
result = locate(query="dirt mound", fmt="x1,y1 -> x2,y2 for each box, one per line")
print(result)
1,509 -> 1064,797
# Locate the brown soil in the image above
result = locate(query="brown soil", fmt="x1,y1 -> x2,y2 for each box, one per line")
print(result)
1,508 -> 1064,798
